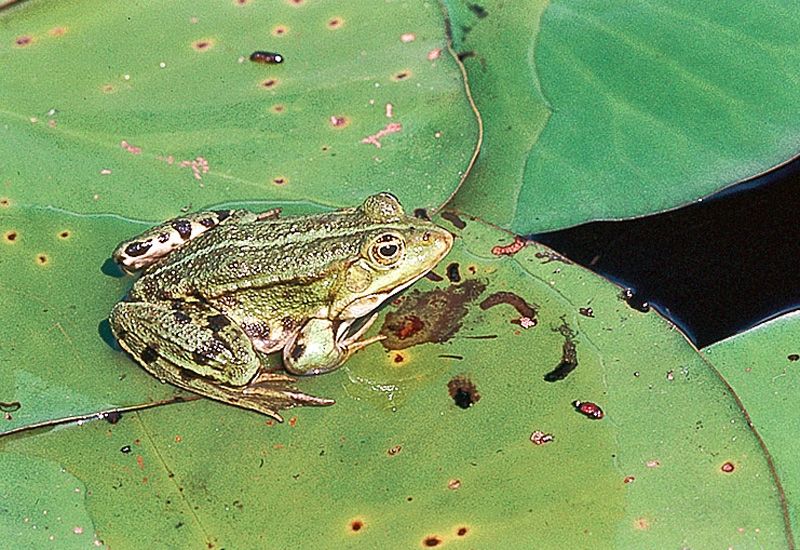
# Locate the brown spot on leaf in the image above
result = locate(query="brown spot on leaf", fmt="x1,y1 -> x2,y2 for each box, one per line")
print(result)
272,176 -> 287,185
271,104 -> 286,114
36,254 -> 49,266
327,17 -> 344,29
14,35 -> 34,47
272,25 -> 289,37
448,375 -> 480,409
447,479 -> 461,490
381,280 -> 486,349
58,230 -> 71,239
0,198 -> 10,208
387,445 -> 402,456
260,78 -> 280,89
440,211 -> 466,229
422,535 -> 443,547
48,27 -> 67,37
330,115 -> 350,128
192,39 -> 215,52
456,526 -> 469,537
479,291 -> 538,322
721,461 -> 735,473
3,230 -> 18,243
391,70 -> 412,81
350,519 -> 364,532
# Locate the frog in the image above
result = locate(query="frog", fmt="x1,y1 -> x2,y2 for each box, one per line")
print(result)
109,193 -> 453,421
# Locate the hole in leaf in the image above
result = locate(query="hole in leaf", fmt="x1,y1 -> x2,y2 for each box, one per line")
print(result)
4,230 -> 18,243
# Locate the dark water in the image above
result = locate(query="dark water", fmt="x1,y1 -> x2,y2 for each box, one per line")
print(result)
533,157 -> 800,348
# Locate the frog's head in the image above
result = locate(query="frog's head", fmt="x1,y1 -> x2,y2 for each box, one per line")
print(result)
334,193 -> 454,319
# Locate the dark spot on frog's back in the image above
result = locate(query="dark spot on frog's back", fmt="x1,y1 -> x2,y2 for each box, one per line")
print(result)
380,279 -> 486,350
171,219 -> 192,240
214,210 -> 232,223
124,240 -> 152,257
158,232 -> 170,243
141,346 -> 159,364
206,314 -> 231,332
199,217 -> 216,228
173,310 -> 191,324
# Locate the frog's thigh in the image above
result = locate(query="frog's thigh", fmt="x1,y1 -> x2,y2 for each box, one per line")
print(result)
110,300 -> 259,386
283,318 -> 344,376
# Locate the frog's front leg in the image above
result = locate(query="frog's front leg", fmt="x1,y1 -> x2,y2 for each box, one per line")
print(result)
284,314 -> 385,376
109,300 -> 331,420
113,207 -> 280,273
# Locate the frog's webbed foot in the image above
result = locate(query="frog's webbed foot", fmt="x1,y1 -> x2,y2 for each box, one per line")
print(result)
112,209 -> 257,273
110,300 -> 332,421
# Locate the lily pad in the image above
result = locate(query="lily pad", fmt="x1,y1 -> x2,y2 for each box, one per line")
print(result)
444,0 -> 800,232
1,214 -> 791,547
0,0 -> 478,219
703,312 -> 800,536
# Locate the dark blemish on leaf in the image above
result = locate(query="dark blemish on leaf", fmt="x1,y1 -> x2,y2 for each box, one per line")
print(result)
387,445 -> 402,456
535,250 -> 571,264
788,354 -> 799,361
492,236 -> 527,256
350,520 -> 364,532
573,400 -> 604,420
0,401 -> 21,413
457,50 -> 476,61
272,25 -> 288,37
468,3 -> 488,17
438,354 -> 464,360
456,526 -> 469,537
413,208 -> 430,220
289,0 -> 305,5
479,291 -> 538,324
424,271 -> 444,282
207,314 -> 231,332
463,334 -> 498,340
0,198 -> 10,207
191,39 -> 214,52
624,475 -> 635,484
329,115 -> 349,128
48,27 -> 67,37
121,445 -> 132,454
36,254 -> 49,266
58,230 -> 71,239
272,176 -> 287,185
271,104 -> 285,113
101,84 -> 116,94
103,411 -> 122,424
393,353 -> 404,363
544,339 -> 578,382
440,211 -> 466,229
579,307 -> 594,318
172,219 -> 192,240
260,78 -> 280,89
530,431 -> 554,445
448,375 -> 480,409
392,70 -> 412,81
250,51 -> 283,64
3,230 -> 17,243
124,240 -> 152,257
327,17 -> 344,29
14,35 -> 33,47
381,280 -> 486,349
448,479 -> 461,490
446,262 -> 461,283
422,535 -> 443,547
721,461 -> 735,473
620,288 -> 650,312
141,346 -> 159,364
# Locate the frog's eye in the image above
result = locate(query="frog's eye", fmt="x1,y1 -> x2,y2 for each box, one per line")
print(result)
369,233 -> 405,267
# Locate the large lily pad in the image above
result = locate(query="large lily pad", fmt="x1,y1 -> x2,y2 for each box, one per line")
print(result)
0,0 -> 478,219
2,214 -> 791,547
703,312 -> 800,536
445,0 -> 800,232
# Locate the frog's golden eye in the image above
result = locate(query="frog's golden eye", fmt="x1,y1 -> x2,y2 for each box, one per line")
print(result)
369,233 -> 405,267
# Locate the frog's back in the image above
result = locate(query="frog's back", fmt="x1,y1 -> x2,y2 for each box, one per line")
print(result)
133,209 -> 390,299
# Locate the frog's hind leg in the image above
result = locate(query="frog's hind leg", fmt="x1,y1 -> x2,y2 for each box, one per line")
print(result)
109,300 -> 332,420
113,207 -> 279,273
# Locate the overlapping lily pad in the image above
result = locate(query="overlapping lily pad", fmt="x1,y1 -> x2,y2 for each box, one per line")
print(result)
2,214 -> 790,547
445,0 -> 800,232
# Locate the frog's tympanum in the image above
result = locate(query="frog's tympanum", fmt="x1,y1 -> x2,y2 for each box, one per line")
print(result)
109,193 -> 453,420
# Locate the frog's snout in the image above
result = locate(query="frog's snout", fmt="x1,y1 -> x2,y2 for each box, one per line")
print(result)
423,227 -> 454,259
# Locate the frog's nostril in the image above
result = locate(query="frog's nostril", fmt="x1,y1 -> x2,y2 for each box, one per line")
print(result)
422,231 -> 431,242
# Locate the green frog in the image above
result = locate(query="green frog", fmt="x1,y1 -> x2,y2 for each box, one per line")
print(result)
109,193 -> 453,421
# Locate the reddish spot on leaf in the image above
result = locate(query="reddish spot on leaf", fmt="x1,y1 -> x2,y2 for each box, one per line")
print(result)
48,27 -> 67,37
272,25 -> 289,37
260,78 -> 280,89
721,461 -> 735,473
192,39 -> 214,52
272,176 -> 288,185
327,17 -> 344,29
573,400 -> 603,419
491,235 -> 527,256
350,519 -> 364,532
136,455 -> 145,470
14,35 -> 33,47
422,535 -> 443,547
456,526 -> 469,537
330,115 -> 350,128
